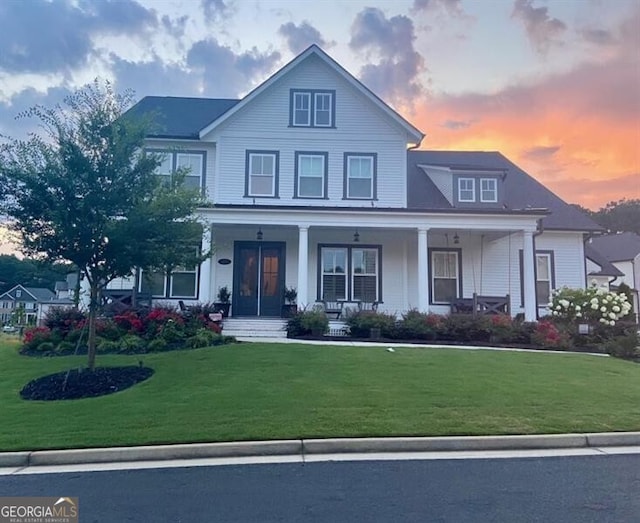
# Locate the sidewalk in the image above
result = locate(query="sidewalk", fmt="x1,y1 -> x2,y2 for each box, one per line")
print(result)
2,432 -> 640,470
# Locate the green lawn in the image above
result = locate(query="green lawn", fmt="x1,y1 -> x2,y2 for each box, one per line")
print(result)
1,337 -> 640,451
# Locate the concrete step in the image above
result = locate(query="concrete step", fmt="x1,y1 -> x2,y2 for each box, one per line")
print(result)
222,318 -> 288,339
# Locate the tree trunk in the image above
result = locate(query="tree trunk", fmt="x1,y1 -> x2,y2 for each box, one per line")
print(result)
87,283 -> 99,371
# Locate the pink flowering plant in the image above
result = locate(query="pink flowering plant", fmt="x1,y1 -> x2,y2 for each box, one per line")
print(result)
548,282 -> 632,326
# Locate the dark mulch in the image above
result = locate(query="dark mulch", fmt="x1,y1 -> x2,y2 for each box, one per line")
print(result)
20,366 -> 154,401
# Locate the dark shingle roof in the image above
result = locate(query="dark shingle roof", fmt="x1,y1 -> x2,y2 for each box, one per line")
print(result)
589,232 -> 640,262
407,150 -> 603,231
126,96 -> 240,139
584,244 -> 624,277
24,287 -> 55,301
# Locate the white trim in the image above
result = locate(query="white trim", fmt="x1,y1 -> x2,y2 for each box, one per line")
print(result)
198,45 -> 424,143
313,91 -> 333,127
480,178 -> 498,202
248,152 -> 277,197
458,178 -> 476,202
297,154 -> 325,198
292,91 -> 311,126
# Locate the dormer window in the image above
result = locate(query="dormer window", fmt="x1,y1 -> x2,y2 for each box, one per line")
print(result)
480,178 -> 498,202
290,89 -> 335,128
458,178 -> 475,202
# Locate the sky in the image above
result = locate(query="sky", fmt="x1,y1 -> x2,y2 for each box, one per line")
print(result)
0,0 -> 639,255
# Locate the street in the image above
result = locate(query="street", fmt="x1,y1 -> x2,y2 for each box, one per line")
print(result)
2,453 -> 639,522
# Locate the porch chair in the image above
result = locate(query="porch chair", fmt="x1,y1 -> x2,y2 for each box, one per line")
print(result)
321,300 -> 344,319
358,301 -> 380,312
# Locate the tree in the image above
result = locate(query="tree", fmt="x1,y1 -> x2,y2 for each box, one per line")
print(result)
0,255 -> 73,294
594,199 -> 640,235
0,81 -> 207,370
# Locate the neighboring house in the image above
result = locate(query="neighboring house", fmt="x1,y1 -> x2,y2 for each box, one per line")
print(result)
588,232 -> 640,322
113,44 -> 601,322
36,273 -> 80,325
0,285 -> 55,326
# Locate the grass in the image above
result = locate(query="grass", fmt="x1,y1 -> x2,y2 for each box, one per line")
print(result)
1,336 -> 640,451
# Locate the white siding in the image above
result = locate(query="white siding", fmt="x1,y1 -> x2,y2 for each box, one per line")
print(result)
204,54 -> 410,208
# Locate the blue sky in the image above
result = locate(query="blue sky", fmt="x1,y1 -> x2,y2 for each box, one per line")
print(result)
0,0 -> 638,220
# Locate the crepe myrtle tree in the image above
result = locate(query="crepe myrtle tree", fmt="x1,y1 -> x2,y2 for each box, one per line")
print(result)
0,80 -> 209,370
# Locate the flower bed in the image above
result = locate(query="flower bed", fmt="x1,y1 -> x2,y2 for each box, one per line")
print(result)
21,305 -> 236,356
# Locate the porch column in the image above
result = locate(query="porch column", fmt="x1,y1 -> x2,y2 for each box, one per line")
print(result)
198,226 -> 213,302
297,226 -> 309,308
417,227 -> 429,312
522,230 -> 536,321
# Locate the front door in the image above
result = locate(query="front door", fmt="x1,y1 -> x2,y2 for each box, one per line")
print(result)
233,242 -> 285,317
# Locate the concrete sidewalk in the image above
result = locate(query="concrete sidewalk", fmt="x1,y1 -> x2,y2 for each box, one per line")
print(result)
2,432 -> 640,469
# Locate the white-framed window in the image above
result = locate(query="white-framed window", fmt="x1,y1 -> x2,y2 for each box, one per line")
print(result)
290,89 -> 335,128
321,248 -> 347,301
296,153 -> 326,198
169,265 -> 198,298
319,245 -> 381,302
247,152 -> 278,197
314,92 -> 333,127
345,154 -> 375,199
150,150 -> 205,190
431,250 -> 460,304
176,153 -> 203,190
458,178 -> 475,202
480,178 -> 497,202
293,91 -> 311,126
536,253 -> 552,305
352,248 -> 379,302
140,270 -> 167,298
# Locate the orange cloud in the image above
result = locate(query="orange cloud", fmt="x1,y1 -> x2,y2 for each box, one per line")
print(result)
407,9 -> 640,210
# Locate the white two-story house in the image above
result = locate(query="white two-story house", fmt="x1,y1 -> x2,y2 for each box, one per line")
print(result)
122,45 -> 601,323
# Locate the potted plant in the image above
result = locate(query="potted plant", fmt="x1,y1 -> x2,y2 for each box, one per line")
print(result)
282,286 -> 298,318
214,286 -> 231,318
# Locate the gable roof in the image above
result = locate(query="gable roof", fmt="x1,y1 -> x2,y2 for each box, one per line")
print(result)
0,284 -> 55,302
584,244 -> 625,277
407,150 -> 604,232
198,44 -> 424,142
126,97 -> 240,139
589,232 -> 640,262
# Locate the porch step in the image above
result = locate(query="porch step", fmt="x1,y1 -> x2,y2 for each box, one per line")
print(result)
222,318 -> 288,339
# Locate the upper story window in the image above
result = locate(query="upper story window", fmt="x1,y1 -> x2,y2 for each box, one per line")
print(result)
480,178 -> 498,202
150,150 -> 205,190
290,89 -> 335,128
295,152 -> 328,199
245,150 -> 279,198
15,290 -> 22,298
458,178 -> 475,202
344,153 -> 377,200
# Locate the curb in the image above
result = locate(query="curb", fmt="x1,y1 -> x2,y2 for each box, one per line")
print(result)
2,432 -> 640,468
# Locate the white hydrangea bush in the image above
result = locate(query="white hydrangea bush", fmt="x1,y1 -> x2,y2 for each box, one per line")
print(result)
548,282 -> 632,326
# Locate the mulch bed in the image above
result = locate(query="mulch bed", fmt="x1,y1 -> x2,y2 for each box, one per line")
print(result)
20,366 -> 154,401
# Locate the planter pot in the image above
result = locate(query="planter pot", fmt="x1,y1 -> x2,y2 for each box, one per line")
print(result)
214,303 -> 231,318
281,304 -> 297,318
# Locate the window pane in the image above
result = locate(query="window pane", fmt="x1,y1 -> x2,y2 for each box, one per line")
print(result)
184,176 -> 201,189
536,255 -> 550,280
434,279 -> 457,303
140,271 -> 165,297
353,276 -> 377,302
349,178 -> 372,198
293,92 -> 311,125
299,177 -> 323,197
459,178 -> 475,201
156,153 -> 172,175
250,175 -> 274,196
171,273 -> 196,297
176,154 -> 203,176
536,281 -> 551,305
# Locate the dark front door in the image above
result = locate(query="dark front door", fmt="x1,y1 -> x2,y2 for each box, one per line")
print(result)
233,242 -> 285,317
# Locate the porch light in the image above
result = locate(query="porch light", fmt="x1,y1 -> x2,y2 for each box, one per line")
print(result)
353,229 -> 360,242
256,228 -> 263,240
453,233 -> 460,244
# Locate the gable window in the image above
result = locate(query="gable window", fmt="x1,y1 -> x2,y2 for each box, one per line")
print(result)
15,290 -> 22,298
314,92 -> 333,127
458,178 -> 475,202
246,151 -> 279,198
149,149 -> 205,190
344,153 -> 376,200
480,178 -> 497,202
319,245 -> 382,302
295,152 -> 327,198
290,89 -> 335,128
430,249 -> 461,304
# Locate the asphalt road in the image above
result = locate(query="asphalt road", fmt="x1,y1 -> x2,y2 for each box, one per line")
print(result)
2,454 -> 639,522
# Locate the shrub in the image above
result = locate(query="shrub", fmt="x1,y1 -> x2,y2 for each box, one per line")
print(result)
113,310 -> 145,333
36,341 -> 55,353
147,338 -> 169,352
604,330 -> 639,360
345,310 -> 397,338
549,283 -> 632,326
299,307 -> 329,335
22,327 -> 57,351
440,315 -> 491,343
286,312 -> 307,337
97,340 -> 119,353
44,307 -> 86,334
117,334 -> 147,353
158,321 -> 186,343
55,341 -> 76,355
531,320 -> 570,349
396,310 -> 439,340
